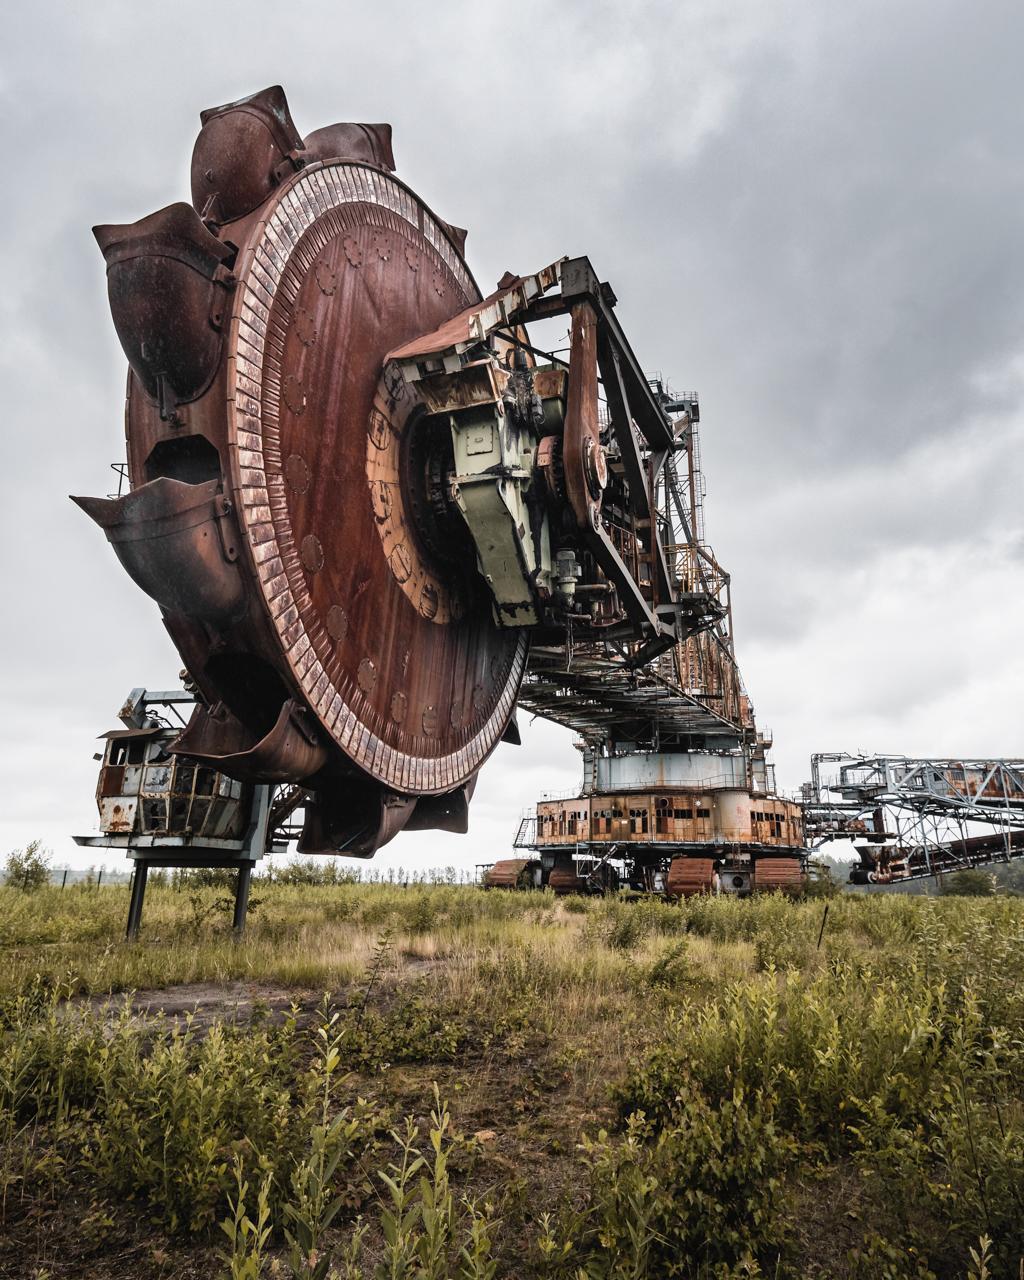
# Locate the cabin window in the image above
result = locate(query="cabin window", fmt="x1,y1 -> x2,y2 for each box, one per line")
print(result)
108,738 -> 148,767
144,764 -> 171,792
172,763 -> 196,796
190,797 -> 211,833
142,798 -> 167,832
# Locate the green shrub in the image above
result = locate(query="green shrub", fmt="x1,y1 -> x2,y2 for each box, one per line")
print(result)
939,869 -> 996,897
0,982 -> 379,1233
172,865 -> 236,890
586,897 -> 686,951
3,840 -> 51,891
752,924 -> 810,971
804,859 -> 841,898
335,991 -> 471,1071
640,938 -> 691,989
610,940 -> 1024,1276
270,858 -> 361,887
548,1091 -> 795,1276
374,1089 -> 500,1280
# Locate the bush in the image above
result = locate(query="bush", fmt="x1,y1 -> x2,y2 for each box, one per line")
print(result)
3,840 -> 50,891
939,869 -> 995,897
641,938 -> 691,989
333,991 -> 472,1070
172,866 -> 235,891
269,858 -> 361,887
608,936 -> 1024,1276
0,982 -> 379,1234
804,859 -> 841,898
548,1091 -> 795,1276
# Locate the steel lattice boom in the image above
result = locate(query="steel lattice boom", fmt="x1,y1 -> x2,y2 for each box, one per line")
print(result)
804,754 -> 1024,884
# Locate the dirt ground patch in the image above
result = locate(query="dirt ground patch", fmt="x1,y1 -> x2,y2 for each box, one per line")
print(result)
69,952 -> 446,1033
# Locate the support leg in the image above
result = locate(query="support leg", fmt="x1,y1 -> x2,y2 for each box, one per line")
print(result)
233,863 -> 253,933
126,863 -> 148,941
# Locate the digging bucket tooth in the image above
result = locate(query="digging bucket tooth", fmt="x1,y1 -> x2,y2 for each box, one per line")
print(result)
406,775 -> 478,835
302,122 -> 395,170
191,84 -> 305,225
93,203 -> 233,417
171,698 -> 328,784
436,218 -> 467,255
70,477 -> 246,626
298,786 -> 418,857
299,776 -> 481,853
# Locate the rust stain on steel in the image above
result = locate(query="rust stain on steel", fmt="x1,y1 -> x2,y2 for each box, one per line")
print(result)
92,203 -> 234,420
386,260 -> 563,368
71,479 -> 245,626
750,857 -> 804,894
191,85 -> 305,226
534,791 -> 802,850
562,301 -> 603,531
484,858 -> 535,889
547,855 -> 589,896
665,857 -> 715,898
171,698 -> 328,783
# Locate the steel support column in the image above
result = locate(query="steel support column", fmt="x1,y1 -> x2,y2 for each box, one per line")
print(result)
125,862 -> 148,941
233,863 -> 253,933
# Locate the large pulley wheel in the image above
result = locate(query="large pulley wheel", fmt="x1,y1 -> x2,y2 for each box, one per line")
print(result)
228,162 -> 525,793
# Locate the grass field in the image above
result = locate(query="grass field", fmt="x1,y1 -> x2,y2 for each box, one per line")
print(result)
0,878 -> 1022,1279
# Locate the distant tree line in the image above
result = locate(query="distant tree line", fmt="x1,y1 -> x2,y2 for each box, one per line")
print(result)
5,840 -> 1024,897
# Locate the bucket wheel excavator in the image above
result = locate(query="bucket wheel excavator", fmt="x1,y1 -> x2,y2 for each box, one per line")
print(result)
75,85 -> 807,922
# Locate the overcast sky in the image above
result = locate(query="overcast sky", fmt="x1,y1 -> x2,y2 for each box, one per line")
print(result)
2,0 -> 1022,874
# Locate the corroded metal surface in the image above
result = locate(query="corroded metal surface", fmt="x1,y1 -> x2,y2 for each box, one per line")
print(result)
483,858 -> 537,889
532,792 -> 804,849
93,204 -> 234,417
665,857 -> 715,898
387,261 -> 563,368
226,161 -> 526,793
76,85 -> 526,855
547,858 -> 589,895
749,857 -> 804,894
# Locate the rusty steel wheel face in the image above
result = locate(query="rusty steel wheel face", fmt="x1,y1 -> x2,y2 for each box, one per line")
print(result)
227,161 -> 526,794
